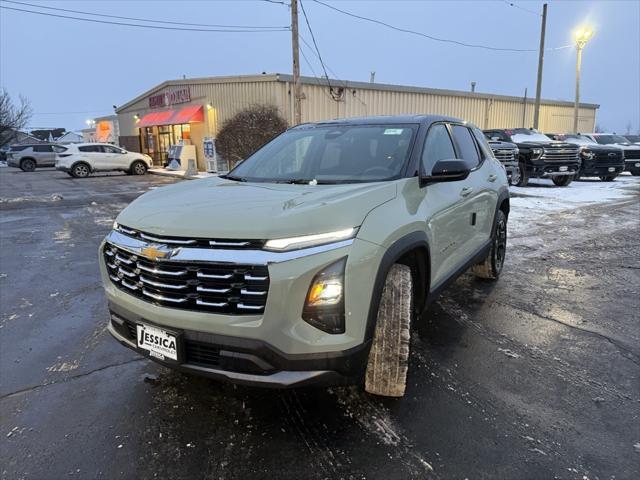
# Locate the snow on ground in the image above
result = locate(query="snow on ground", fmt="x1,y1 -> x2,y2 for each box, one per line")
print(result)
508,173 -> 640,232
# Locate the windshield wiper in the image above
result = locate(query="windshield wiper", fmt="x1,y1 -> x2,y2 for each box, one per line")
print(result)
220,174 -> 247,182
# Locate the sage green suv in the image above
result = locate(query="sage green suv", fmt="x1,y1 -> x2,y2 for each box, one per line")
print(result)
100,115 -> 509,397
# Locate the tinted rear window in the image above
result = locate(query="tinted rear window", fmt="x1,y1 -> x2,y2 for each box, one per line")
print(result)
79,145 -> 103,152
10,145 -> 29,152
33,145 -> 54,153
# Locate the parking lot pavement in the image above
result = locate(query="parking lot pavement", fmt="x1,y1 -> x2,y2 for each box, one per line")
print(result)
1,168 -> 639,480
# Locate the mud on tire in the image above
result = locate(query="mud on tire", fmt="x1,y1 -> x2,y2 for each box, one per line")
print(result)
364,264 -> 413,398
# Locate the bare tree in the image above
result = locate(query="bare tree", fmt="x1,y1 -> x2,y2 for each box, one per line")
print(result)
625,121 -> 633,135
216,105 -> 288,168
594,123 -> 606,133
0,88 -> 32,147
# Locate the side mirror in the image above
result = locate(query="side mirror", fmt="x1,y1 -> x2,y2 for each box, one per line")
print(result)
420,159 -> 471,187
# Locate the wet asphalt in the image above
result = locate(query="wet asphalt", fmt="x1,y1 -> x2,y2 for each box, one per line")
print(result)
0,167 -> 639,480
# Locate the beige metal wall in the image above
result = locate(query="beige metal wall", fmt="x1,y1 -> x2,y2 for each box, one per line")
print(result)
297,82 -> 596,133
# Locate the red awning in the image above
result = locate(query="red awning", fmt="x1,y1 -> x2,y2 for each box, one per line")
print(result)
137,106 -> 204,127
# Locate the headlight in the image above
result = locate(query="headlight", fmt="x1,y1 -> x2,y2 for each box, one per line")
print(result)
580,149 -> 595,160
264,227 -> 357,252
113,221 -> 119,230
302,258 -> 346,334
532,148 -> 543,158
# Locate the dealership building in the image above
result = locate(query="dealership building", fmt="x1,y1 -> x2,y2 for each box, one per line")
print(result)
115,73 -> 599,171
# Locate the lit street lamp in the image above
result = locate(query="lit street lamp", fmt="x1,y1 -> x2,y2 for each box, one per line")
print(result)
573,27 -> 594,133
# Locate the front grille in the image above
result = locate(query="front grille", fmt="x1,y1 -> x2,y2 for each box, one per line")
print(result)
593,151 -> 623,164
624,149 -> 640,160
104,244 -> 269,314
115,224 -> 265,250
492,148 -> 516,162
184,341 -> 221,367
541,145 -> 580,162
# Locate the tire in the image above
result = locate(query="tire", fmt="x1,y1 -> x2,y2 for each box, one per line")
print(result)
573,169 -> 582,181
364,264 -> 413,398
71,162 -> 91,178
630,169 -> 640,176
515,160 -> 529,187
472,209 -> 507,280
20,158 -> 36,172
599,175 -> 616,182
552,175 -> 573,187
129,160 -> 147,176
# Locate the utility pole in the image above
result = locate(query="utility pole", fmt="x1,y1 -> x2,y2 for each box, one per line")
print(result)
291,0 -> 302,125
522,87 -> 528,127
573,46 -> 583,134
532,3 -> 547,130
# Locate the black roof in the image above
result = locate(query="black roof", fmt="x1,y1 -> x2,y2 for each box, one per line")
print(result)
294,114 -> 466,127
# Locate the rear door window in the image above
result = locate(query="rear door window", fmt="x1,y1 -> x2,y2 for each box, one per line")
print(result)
33,145 -> 54,153
9,145 -> 29,152
78,145 -> 103,153
451,125 -> 481,169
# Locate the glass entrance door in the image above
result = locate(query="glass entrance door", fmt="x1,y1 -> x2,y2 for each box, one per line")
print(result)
157,126 -> 172,166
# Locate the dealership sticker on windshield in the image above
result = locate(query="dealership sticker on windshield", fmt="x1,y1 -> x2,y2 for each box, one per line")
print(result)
383,129 -> 404,135
137,323 -> 178,361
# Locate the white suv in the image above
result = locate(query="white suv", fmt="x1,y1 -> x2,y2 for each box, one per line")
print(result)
55,143 -> 152,178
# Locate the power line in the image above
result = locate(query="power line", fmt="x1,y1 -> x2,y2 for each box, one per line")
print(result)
3,0 -> 288,29
299,0 -> 342,100
311,0 -> 570,53
501,0 -> 541,17
299,34 -> 340,80
0,5 -> 291,33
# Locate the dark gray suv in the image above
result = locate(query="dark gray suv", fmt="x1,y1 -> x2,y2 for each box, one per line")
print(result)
6,144 -> 59,171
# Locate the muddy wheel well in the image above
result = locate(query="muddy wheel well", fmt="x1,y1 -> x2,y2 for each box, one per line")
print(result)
396,246 -> 429,314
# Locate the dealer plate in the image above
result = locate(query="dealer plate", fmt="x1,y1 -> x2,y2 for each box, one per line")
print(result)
559,166 -> 568,172
608,167 -> 616,172
137,323 -> 178,361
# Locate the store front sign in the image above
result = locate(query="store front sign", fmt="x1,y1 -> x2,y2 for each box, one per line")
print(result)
149,87 -> 191,109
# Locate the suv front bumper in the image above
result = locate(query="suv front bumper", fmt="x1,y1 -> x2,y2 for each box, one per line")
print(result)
100,230 -> 386,387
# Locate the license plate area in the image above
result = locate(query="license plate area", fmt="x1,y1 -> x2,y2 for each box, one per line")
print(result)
608,167 -> 615,172
136,323 -> 181,362
559,166 -> 568,172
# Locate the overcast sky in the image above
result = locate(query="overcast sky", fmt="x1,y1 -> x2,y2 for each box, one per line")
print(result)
1,0 -> 638,133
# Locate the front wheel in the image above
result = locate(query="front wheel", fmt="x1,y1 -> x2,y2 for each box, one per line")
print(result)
599,175 -> 617,182
552,175 -> 573,187
630,169 -> 640,176
364,264 -> 413,398
515,161 -> 529,187
472,209 -> 507,280
129,160 -> 148,175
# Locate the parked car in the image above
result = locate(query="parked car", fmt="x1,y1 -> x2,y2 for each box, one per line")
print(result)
487,140 -> 520,185
55,143 -> 152,178
0,145 -> 10,163
100,115 -> 510,397
560,134 -> 625,181
622,134 -> 640,145
580,133 -> 640,175
483,128 -> 580,187
6,143 -> 59,171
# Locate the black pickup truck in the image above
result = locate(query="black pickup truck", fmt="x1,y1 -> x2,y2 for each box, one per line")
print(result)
483,128 -> 580,187
487,140 -> 520,185
560,134 -> 625,181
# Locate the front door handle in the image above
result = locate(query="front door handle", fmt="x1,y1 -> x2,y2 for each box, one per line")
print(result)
460,187 -> 473,197
488,174 -> 497,182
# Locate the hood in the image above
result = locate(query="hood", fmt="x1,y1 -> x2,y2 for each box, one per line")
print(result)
575,144 -> 624,153
116,176 -> 397,239
488,140 -> 518,150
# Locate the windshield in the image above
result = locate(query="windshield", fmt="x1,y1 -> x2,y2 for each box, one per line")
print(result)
595,135 -> 630,145
228,124 -> 417,184
509,129 -> 552,143
564,135 -> 597,146
624,135 -> 640,143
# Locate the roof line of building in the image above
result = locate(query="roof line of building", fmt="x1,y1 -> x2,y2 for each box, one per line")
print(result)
115,73 -> 599,113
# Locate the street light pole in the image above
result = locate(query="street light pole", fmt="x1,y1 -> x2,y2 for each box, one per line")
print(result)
573,45 -> 583,133
572,28 -> 593,134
